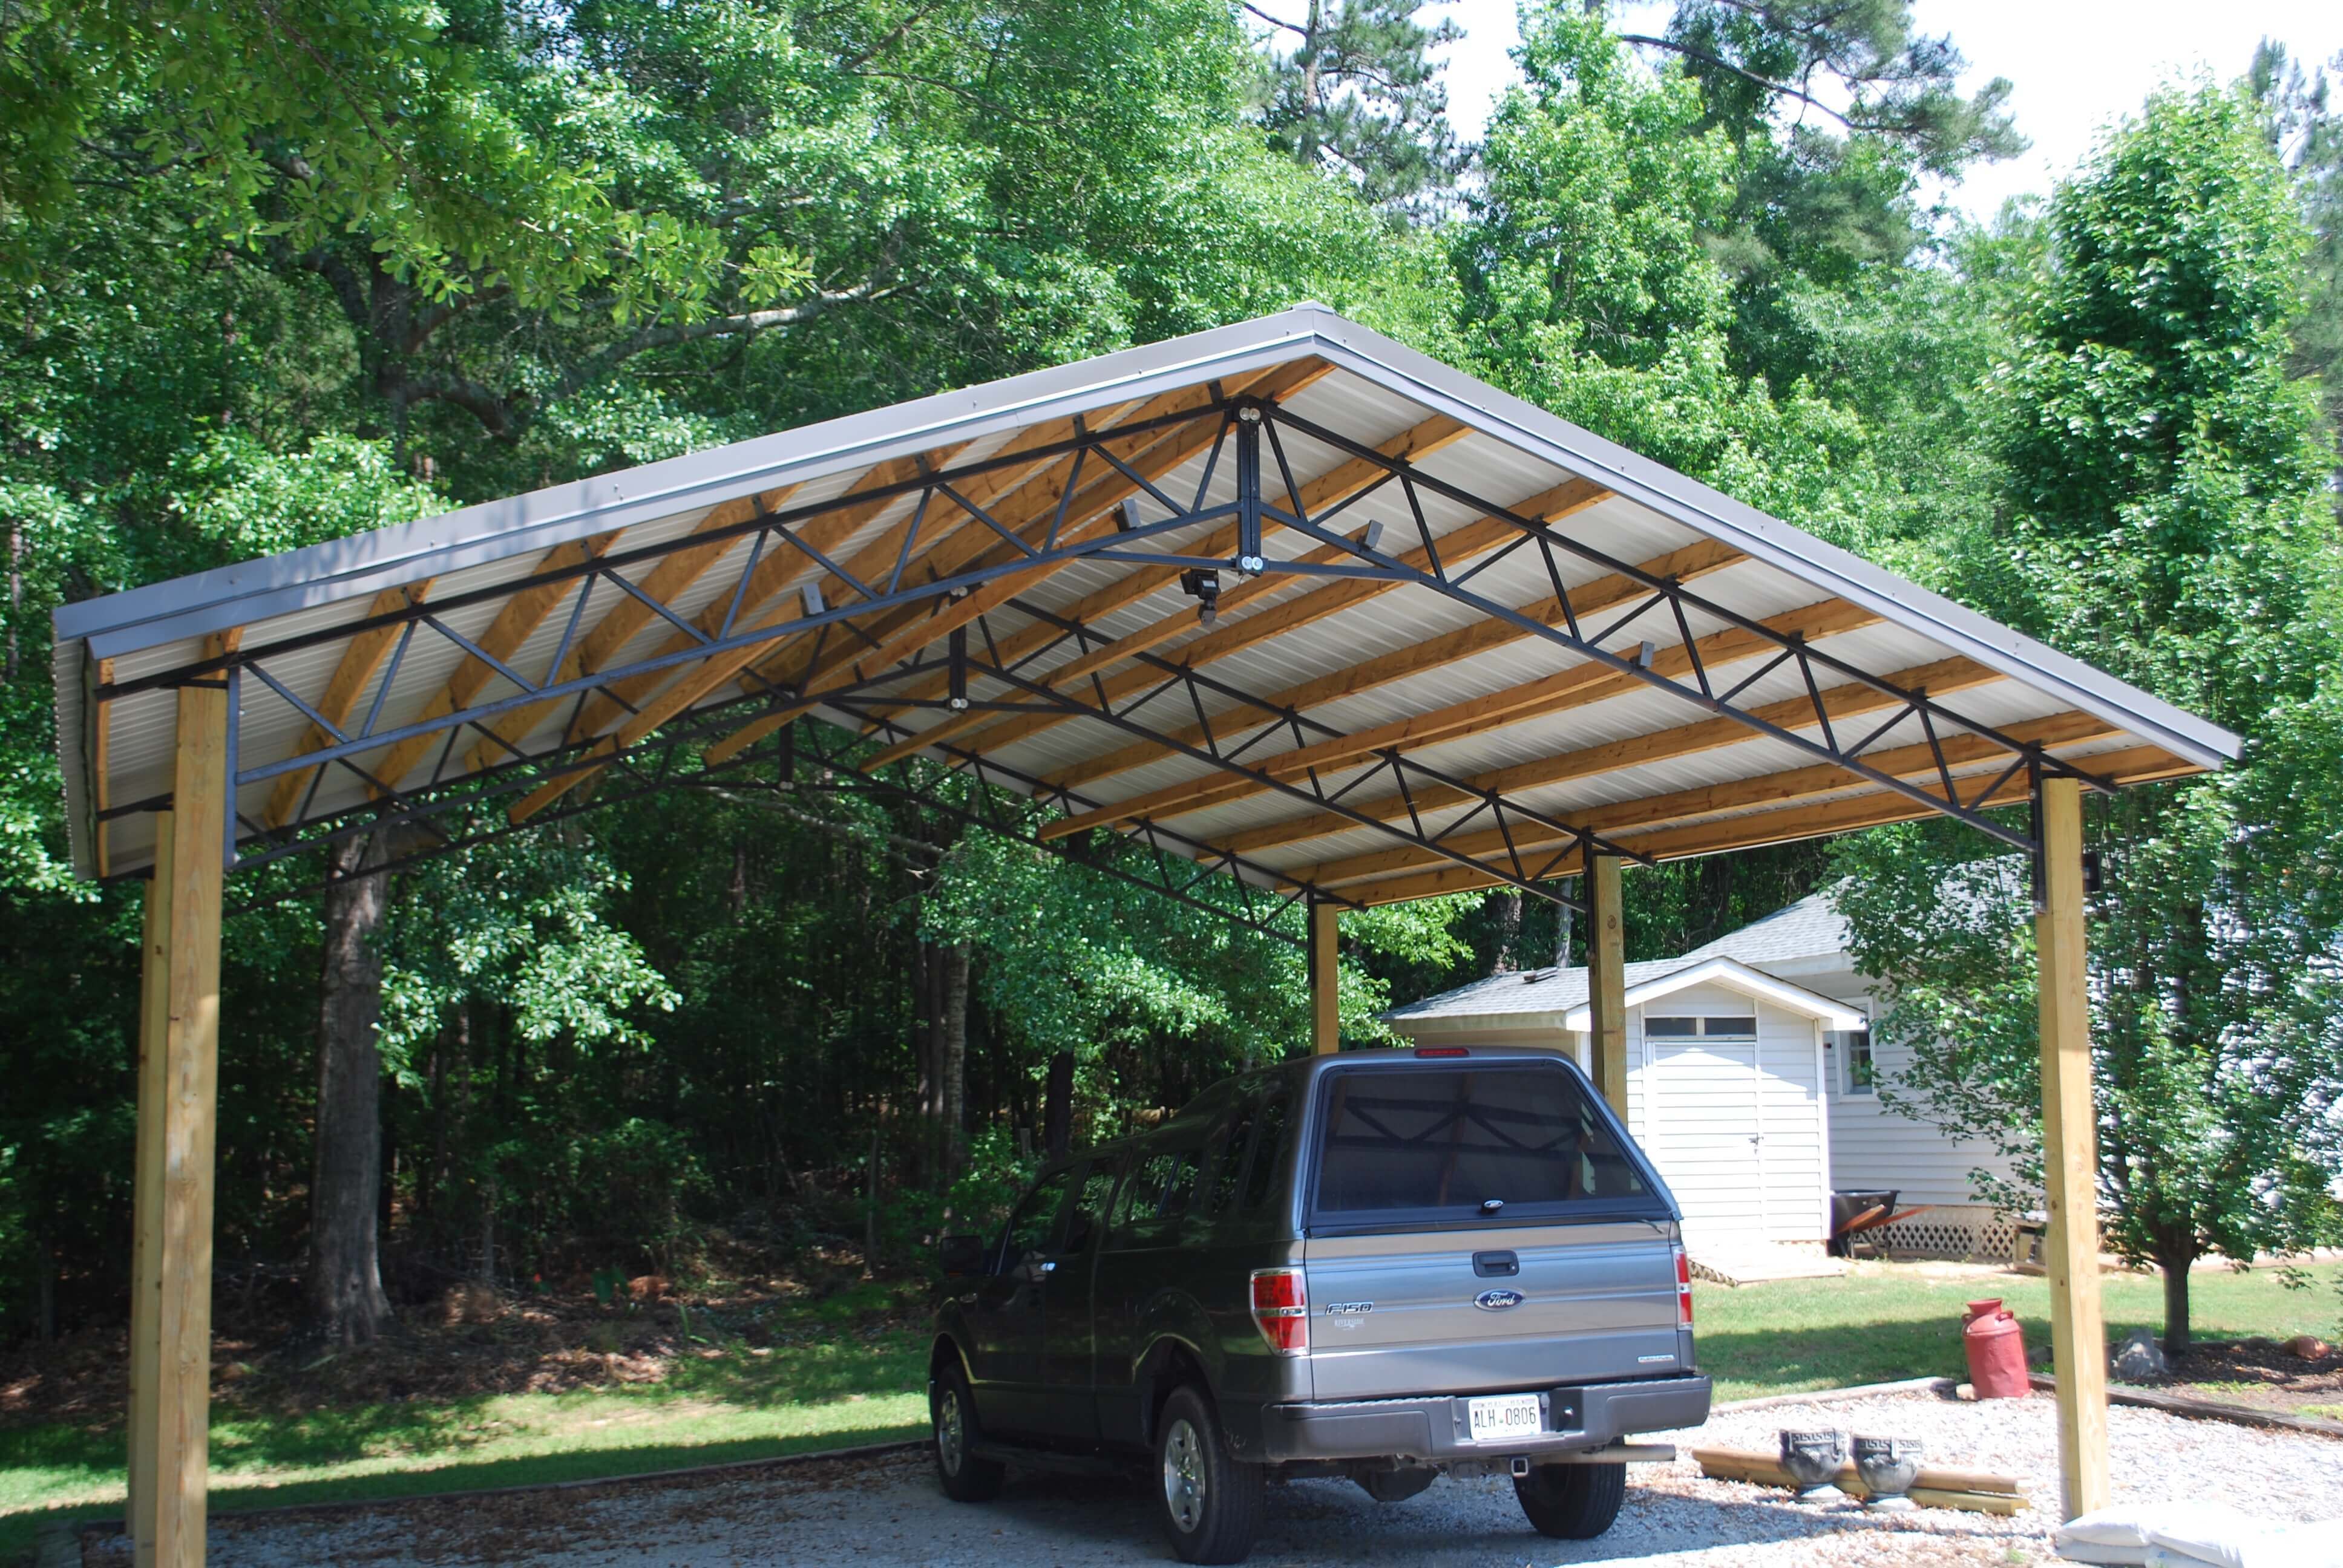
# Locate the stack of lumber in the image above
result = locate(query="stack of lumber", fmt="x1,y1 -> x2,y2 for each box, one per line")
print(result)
1691,1446 -> 2030,1515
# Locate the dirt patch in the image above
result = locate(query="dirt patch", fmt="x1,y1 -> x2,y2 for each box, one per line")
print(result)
0,1238 -> 927,1432
2122,1336 -> 2343,1420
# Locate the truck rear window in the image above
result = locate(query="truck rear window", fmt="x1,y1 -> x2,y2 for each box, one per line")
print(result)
1312,1065 -> 1655,1221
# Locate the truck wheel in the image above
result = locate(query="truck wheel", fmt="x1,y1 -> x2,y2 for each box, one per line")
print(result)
1154,1386 -> 1263,1564
931,1363 -> 1005,1502
1513,1461 -> 1625,1539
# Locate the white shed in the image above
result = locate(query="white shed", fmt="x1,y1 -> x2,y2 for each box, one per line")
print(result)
1386,955 -> 1858,1256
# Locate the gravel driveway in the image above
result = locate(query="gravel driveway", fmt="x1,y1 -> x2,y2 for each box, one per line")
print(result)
91,1389 -> 2343,1566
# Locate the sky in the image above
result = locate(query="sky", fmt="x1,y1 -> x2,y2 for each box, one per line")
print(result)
1427,1 -> 2343,222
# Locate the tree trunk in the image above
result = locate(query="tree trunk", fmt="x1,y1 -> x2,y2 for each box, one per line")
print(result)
911,939 -> 936,1179
478,1179 -> 499,1286
1489,890 -> 1524,973
1043,1051 -> 1074,1158
940,942 -> 971,1178
1553,880 -> 1576,969
307,829 -> 394,1345
33,1233 -> 53,1343
2160,1246 -> 2195,1357
863,1126 -> 881,1276
378,1082 -> 398,1241
6,517 -> 19,685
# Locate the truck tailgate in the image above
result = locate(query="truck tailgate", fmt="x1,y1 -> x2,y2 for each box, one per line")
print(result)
1302,1224 -> 1686,1401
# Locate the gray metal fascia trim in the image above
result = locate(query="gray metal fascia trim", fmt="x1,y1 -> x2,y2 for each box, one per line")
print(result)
52,310 -> 1334,661
1289,309 -> 2241,770
56,640 -> 93,880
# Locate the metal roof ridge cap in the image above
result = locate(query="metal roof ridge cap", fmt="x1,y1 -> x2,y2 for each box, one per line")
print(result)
1291,314 -> 2242,769
53,309 -> 1337,656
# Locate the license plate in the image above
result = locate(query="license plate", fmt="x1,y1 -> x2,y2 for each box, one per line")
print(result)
1467,1393 -> 1543,1442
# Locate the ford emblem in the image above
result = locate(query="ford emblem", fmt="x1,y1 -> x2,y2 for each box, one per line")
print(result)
1474,1288 -> 1524,1311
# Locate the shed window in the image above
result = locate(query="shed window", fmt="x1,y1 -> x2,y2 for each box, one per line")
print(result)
1827,1022 -> 1876,1095
1646,1014 -> 1757,1040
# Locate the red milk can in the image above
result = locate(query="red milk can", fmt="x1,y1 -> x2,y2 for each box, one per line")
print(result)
1963,1298 -> 2030,1399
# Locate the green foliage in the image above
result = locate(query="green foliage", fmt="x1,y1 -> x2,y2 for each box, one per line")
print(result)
2251,44 -> 2342,485
1455,6 -> 1872,534
3,0 -> 2338,1367
1250,0 -> 1463,212
1833,85 -> 2343,1344
382,844 -> 677,1063
1628,0 -> 2022,177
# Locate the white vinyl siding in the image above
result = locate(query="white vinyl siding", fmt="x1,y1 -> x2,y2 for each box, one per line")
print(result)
1800,965 -> 2020,1209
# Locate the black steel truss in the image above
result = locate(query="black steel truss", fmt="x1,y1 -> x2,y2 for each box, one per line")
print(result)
101,388 -> 2108,921
1243,402 -> 2110,851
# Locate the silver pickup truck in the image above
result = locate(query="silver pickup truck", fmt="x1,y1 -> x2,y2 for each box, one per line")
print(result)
929,1046 -> 1711,1563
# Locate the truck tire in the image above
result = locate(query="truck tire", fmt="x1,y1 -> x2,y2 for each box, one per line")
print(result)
931,1362 -> 1005,1503
1513,1461 -> 1625,1539
1153,1385 -> 1263,1564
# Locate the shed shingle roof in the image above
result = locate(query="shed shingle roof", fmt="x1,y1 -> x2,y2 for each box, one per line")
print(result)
1384,887 -> 1849,1023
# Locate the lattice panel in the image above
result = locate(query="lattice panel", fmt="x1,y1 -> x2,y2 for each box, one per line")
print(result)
1873,1208 -> 2016,1261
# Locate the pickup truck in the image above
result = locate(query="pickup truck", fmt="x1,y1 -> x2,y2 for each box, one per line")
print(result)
928,1046 -> 1711,1564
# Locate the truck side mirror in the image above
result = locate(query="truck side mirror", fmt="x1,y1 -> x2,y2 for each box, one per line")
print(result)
938,1233 -> 989,1277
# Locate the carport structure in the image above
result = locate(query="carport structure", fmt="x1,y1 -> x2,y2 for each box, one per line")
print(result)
51,305 -> 2236,1563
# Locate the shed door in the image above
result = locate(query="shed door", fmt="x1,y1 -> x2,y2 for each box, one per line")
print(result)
1643,1033 -> 1766,1249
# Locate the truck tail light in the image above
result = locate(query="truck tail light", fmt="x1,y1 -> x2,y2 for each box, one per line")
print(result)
1674,1244 -> 1694,1327
1250,1267 -> 1308,1356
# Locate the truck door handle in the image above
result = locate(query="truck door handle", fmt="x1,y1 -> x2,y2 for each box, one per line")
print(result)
1472,1250 -> 1519,1278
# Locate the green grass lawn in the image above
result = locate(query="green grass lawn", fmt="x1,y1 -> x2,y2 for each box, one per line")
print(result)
1695,1260 -> 2343,1403
0,1328 -> 930,1560
5,1262 -> 2336,1560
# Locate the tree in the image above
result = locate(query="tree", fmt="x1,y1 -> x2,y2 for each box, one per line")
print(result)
2252,43 -> 2343,489
1622,0 -> 2020,175
1248,0 -> 1463,212
1616,1 -> 2024,395
1833,83 -> 2343,1354
4,0 -> 1446,1336
309,832 -> 393,1345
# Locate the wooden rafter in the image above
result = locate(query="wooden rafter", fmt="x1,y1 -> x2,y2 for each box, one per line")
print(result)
1038,595 -> 1888,843
543,454 -> 965,757
1217,649 -> 1991,860
355,537 -> 616,801
1293,709 -> 2119,890
1339,742 -> 2198,905
264,583 -> 436,827
1043,538 -> 1745,794
93,658 -> 115,878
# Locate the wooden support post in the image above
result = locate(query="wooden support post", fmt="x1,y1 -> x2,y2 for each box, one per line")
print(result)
126,679 -> 229,1567
1587,852 -> 1627,1117
1309,900 -> 1340,1054
126,811 -> 172,1559
2037,776 -> 2108,1521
